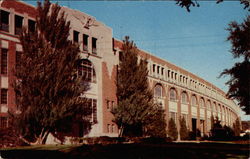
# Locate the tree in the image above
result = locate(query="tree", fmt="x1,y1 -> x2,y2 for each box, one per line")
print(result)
167,118 -> 178,140
175,0 -> 249,12
112,36 -> 165,137
12,0 -> 91,144
220,16 -> 250,115
179,116 -> 189,140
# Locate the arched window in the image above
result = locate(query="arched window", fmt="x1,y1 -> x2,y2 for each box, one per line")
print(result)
170,88 -> 177,101
154,84 -> 163,98
213,102 -> 216,111
207,101 -> 211,110
200,98 -> 205,108
181,92 -> 188,104
78,59 -> 96,83
191,95 -> 197,106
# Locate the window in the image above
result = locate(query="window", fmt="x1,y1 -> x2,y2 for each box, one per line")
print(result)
200,98 -> 205,108
181,92 -> 188,104
161,68 -> 164,75
153,64 -> 155,73
1,89 -> 7,104
213,102 -> 216,111
111,101 -> 115,110
168,70 -> 170,78
1,49 -> 8,74
111,124 -> 115,133
191,95 -> 197,106
0,117 -> 7,129
0,10 -> 9,32
28,19 -> 35,32
73,30 -> 79,43
83,34 -> 88,51
92,37 -> 97,54
16,51 -> 21,72
15,15 -> 23,35
207,101 -> 211,110
107,100 -> 110,110
157,66 -> 160,74
154,84 -> 162,98
170,112 -> 177,123
107,124 -> 110,133
78,59 -> 96,83
86,98 -> 97,123
169,88 -> 177,101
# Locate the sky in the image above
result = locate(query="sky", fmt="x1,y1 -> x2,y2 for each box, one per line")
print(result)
26,0 -> 249,120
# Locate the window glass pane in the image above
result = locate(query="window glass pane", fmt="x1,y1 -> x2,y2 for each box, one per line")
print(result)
1,49 -> 8,74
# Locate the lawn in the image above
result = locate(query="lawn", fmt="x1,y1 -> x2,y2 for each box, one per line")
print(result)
0,142 -> 249,159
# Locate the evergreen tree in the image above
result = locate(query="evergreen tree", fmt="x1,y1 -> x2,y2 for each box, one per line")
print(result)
12,0 -> 91,144
167,118 -> 178,140
179,116 -> 188,140
220,16 -> 250,115
112,36 -> 164,137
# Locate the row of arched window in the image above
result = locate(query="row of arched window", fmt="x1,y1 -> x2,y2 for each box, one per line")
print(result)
154,84 -> 228,112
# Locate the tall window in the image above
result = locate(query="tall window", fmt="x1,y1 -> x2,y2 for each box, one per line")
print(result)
92,37 -> 97,54
213,102 -> 216,111
73,30 -> 79,43
0,117 -> 7,129
1,49 -> 8,74
200,98 -> 205,108
170,112 -> 177,123
1,89 -> 7,104
0,10 -> 9,32
207,101 -> 211,110
78,59 -> 96,83
16,51 -> 21,72
86,98 -> 97,124
154,84 -> 162,98
28,19 -> 35,32
153,64 -> 155,73
15,15 -> 23,35
169,88 -> 177,101
191,95 -> 197,106
181,92 -> 188,104
83,34 -> 88,51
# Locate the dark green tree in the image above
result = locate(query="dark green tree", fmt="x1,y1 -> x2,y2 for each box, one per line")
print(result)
179,116 -> 188,140
220,16 -> 250,115
12,0 -> 91,144
175,0 -> 249,12
167,118 -> 178,140
112,36 -> 164,137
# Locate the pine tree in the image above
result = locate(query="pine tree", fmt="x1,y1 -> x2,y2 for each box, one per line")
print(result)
167,118 -> 178,140
12,0 -> 91,144
112,36 -> 164,137
179,116 -> 188,140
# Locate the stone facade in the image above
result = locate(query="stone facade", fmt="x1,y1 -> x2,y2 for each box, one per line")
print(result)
0,0 -> 240,138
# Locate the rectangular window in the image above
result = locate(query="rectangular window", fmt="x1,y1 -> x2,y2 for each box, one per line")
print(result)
1,49 -> 8,74
28,19 -> 35,32
153,64 -> 155,73
0,117 -> 7,129
92,99 -> 97,123
111,124 -> 115,133
92,37 -> 97,54
16,51 -> 21,73
15,15 -> 23,35
107,100 -> 110,110
170,112 -> 176,123
161,68 -> 164,75
111,101 -> 115,110
0,10 -> 9,32
1,89 -> 7,104
73,30 -> 79,43
107,124 -> 110,133
83,34 -> 88,51
157,66 -> 160,74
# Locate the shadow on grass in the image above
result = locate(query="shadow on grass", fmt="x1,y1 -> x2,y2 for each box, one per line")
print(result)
1,143 -> 249,159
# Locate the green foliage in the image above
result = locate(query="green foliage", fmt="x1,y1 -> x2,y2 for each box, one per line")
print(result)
167,118 -> 178,140
12,0 -> 91,144
179,116 -> 188,140
112,36 -> 165,137
176,0 -> 249,12
220,16 -> 250,115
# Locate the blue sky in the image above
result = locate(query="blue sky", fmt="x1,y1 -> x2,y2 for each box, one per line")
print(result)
26,1 -> 249,120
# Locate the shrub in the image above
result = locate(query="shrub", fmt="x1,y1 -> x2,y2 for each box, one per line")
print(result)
167,118 -> 178,140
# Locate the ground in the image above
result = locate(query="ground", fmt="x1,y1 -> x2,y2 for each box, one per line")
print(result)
0,142 -> 249,159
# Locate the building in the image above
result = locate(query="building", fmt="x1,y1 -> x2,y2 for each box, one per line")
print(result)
0,0 -> 241,138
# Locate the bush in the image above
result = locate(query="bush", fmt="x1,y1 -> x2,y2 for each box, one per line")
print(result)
139,137 -> 172,144
167,118 -> 178,140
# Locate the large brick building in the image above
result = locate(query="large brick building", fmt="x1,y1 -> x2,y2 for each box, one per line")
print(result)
0,0 -> 241,138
